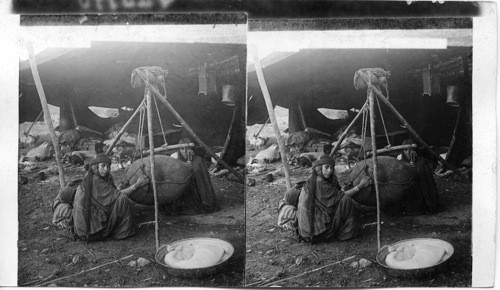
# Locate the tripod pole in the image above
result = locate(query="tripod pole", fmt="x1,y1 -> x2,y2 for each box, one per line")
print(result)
368,88 -> 382,251
105,99 -> 144,155
329,101 -> 368,157
145,84 -> 160,252
151,89 -> 244,183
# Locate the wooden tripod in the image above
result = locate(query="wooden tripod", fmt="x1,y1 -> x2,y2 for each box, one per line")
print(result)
330,73 -> 470,251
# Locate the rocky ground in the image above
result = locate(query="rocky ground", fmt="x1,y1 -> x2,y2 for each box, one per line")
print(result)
18,155 -> 245,287
245,146 -> 471,287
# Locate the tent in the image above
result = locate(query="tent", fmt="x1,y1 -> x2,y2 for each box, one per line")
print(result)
247,45 -> 472,167
19,41 -> 246,163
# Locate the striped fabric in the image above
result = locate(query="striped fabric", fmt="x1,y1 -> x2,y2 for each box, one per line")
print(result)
278,204 -> 297,229
52,203 -> 73,228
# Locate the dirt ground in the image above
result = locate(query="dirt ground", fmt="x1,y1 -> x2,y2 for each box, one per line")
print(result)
18,154 -> 245,287
245,147 -> 472,287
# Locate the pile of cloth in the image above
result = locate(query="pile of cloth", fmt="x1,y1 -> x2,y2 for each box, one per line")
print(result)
331,127 -> 372,166
103,122 -> 138,168
286,129 -> 332,167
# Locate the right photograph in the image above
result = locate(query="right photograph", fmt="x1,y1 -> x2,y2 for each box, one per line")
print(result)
245,24 -> 472,287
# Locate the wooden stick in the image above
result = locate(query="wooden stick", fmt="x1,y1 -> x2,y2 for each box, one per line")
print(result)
27,42 -> 65,189
370,84 -> 469,183
297,103 -> 307,130
35,254 -> 133,286
250,271 -> 282,287
145,83 -> 160,252
24,110 -> 43,135
445,107 -> 461,160
21,274 -> 55,286
329,101 -> 368,157
245,279 -> 267,287
69,101 -> 78,127
262,255 -> 355,287
252,46 -> 291,190
366,144 -> 417,157
142,143 -> 195,155
368,88 -> 382,251
218,104 -> 238,168
151,87 -> 244,183
105,99 -> 145,155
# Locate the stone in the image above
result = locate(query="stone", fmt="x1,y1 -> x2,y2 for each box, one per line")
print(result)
137,257 -> 150,267
350,261 -> 359,268
359,258 -> 372,268
246,178 -> 256,187
128,260 -> 137,267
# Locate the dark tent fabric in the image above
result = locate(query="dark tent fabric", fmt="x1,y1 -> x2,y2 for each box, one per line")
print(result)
247,47 -> 472,166
19,41 -> 246,161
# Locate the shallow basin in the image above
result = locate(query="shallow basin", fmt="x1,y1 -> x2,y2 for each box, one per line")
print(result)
376,238 -> 454,279
155,238 -> 234,278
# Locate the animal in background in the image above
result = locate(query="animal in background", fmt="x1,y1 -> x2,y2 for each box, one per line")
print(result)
249,134 -> 269,150
253,143 -> 280,163
20,132 -> 38,148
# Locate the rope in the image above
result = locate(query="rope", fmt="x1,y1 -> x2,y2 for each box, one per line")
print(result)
153,94 -> 168,145
137,102 -> 146,164
254,117 -> 270,137
358,103 -> 368,160
376,96 -> 391,148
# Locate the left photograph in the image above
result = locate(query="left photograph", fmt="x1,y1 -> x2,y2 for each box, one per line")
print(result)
17,15 -> 246,287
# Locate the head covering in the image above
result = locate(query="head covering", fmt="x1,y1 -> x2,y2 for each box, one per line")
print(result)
83,153 -> 112,242
402,138 -> 415,146
178,138 -> 192,144
312,155 -> 335,168
89,153 -> 111,166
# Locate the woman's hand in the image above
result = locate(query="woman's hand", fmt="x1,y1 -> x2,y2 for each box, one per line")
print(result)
134,175 -> 150,188
357,176 -> 373,190
117,182 -> 129,190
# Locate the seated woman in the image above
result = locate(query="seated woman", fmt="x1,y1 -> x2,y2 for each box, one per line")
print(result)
278,155 -> 372,243
170,138 -> 220,214
52,153 -> 149,241
397,139 -> 440,215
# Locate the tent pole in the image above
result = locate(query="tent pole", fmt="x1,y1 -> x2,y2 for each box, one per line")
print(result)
366,144 -> 417,157
329,101 -> 368,157
104,99 -> 144,155
151,88 -> 244,183
145,84 -> 160,252
27,42 -> 65,189
69,101 -> 78,127
444,107 -> 461,161
368,88 -> 382,251
297,103 -> 307,130
218,104 -> 238,170
369,84 -> 469,183
251,46 -> 292,190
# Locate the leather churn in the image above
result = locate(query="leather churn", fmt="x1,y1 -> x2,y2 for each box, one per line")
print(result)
125,155 -> 193,206
349,156 -> 417,210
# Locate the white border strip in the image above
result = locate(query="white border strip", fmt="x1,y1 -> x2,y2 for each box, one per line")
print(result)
471,2 -> 497,287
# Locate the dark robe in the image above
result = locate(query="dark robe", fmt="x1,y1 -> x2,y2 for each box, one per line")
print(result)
285,174 -> 359,242
73,174 -> 135,240
400,154 -> 440,215
174,153 -> 220,214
